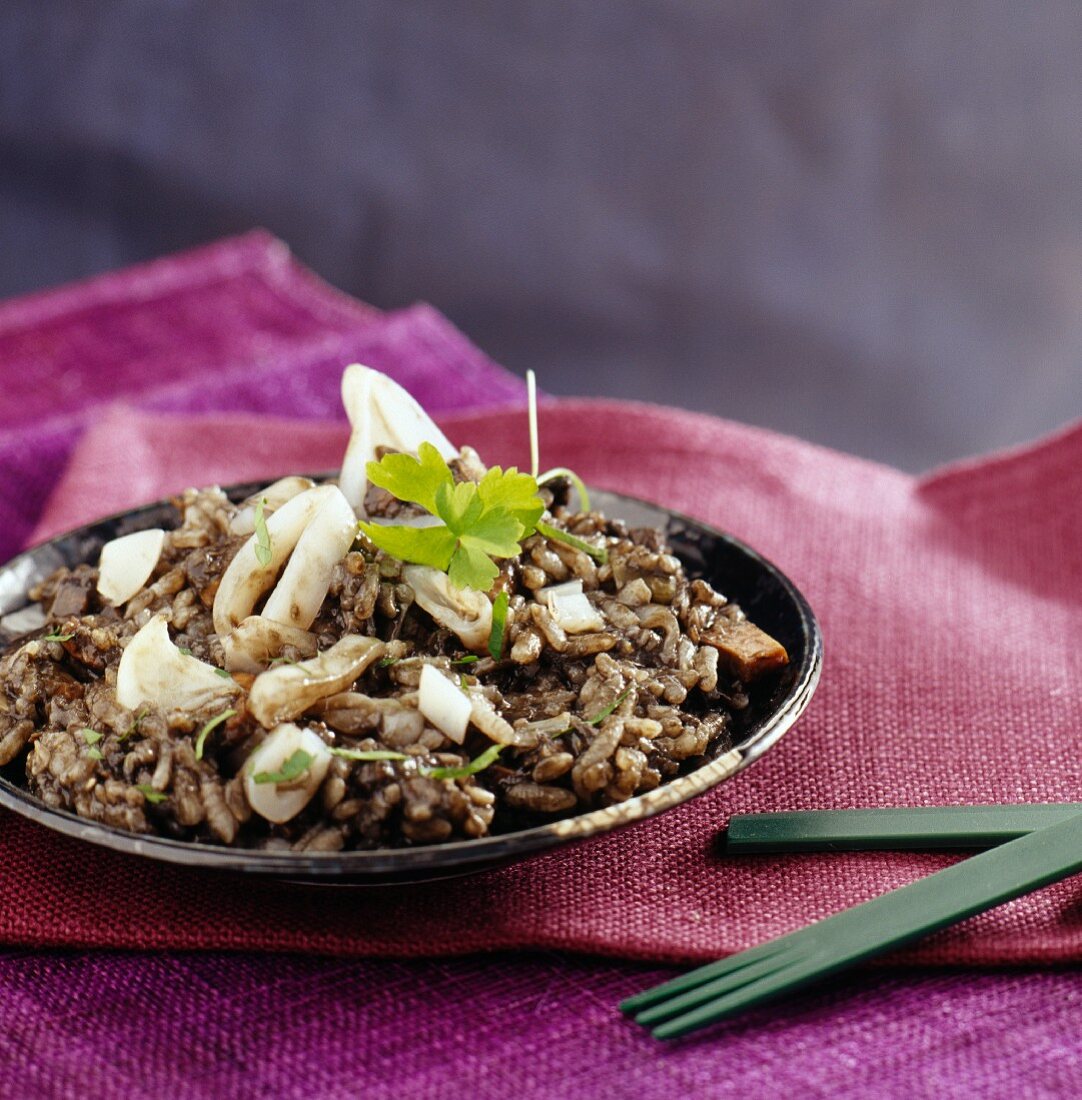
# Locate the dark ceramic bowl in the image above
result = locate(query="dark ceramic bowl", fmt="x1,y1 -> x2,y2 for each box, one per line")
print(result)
0,485 -> 821,885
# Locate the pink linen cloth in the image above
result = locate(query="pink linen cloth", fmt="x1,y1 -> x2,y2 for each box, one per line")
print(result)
4,399 -> 1081,966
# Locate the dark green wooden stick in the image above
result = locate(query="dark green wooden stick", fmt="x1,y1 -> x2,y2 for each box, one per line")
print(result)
623,810 -> 1082,1039
723,804 -> 1082,853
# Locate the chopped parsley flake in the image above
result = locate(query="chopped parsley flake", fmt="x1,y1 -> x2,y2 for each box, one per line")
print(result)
119,708 -> 148,742
252,748 -> 313,785
586,686 -> 633,726
488,590 -> 509,661
194,707 -> 236,760
535,520 -> 607,565
87,747 -> 103,761
213,667 -> 232,679
424,743 -> 504,781
450,655 -> 479,665
136,784 -> 167,804
41,631 -> 73,643
253,497 -> 273,567
79,728 -> 103,745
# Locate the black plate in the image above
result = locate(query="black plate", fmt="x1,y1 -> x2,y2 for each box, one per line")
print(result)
0,485 -> 821,884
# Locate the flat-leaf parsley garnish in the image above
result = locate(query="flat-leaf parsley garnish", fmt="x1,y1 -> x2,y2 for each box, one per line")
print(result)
79,728 -> 103,745
136,784 -> 167,804
42,631 -> 73,643
253,748 -> 313,785
357,443 -> 544,591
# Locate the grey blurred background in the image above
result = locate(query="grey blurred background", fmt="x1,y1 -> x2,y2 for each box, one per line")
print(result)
1,1 -> 1081,471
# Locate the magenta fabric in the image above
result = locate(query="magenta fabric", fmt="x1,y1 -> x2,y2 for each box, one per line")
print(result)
9,402 -> 1082,970
2,233 -> 1081,1096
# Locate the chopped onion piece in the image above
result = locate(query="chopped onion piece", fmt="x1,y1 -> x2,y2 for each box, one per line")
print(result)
116,614 -> 239,712
418,664 -> 471,744
244,723 -> 331,824
540,579 -> 604,634
536,580 -> 584,601
97,529 -> 165,607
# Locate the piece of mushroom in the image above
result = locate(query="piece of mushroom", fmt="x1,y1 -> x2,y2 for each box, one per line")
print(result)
261,486 -> 357,630
402,565 -> 493,652
247,634 -> 387,728
230,476 -> 315,536
116,614 -> 240,712
212,485 -> 351,636
244,723 -> 332,824
221,616 -> 319,673
97,529 -> 166,607
338,363 -> 458,516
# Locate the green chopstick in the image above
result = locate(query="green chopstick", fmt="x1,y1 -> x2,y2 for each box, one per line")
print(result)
622,809 -> 1082,1040
724,804 -> 1082,853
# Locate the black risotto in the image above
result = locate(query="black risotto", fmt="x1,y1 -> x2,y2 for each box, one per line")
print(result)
0,479 -> 788,851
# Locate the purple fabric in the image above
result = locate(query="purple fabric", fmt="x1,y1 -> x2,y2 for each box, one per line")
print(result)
1,948 -> 1080,1099
2,233 -> 1081,1097
0,231 -> 522,559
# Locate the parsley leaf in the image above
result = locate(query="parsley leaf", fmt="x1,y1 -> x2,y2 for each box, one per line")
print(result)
359,447 -> 545,592
252,748 -> 313,785
254,497 -> 272,567
450,655 -> 479,665
194,707 -> 236,760
476,466 -> 545,530
358,521 -> 457,570
136,784 -> 167,804
365,442 -> 453,514
87,747 -> 103,761
42,631 -> 73,642
79,728 -> 103,745
213,667 -> 233,679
